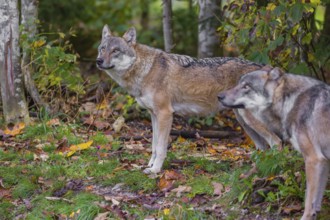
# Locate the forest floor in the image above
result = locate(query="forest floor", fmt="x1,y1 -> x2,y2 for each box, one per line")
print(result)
0,95 -> 329,220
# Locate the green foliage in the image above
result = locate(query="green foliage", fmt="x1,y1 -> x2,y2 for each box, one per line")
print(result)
220,0 -> 329,80
20,27 -> 84,96
249,147 -> 305,204
251,147 -> 303,176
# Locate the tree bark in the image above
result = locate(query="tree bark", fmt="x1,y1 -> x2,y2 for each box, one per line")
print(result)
21,0 -> 51,113
162,0 -> 173,53
198,0 -> 221,58
0,0 -> 30,124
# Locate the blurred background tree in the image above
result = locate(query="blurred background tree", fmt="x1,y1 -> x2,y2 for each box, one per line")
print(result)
1,0 -> 330,122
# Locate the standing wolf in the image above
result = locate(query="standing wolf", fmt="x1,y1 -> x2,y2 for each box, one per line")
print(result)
96,25 -> 280,174
218,67 -> 330,220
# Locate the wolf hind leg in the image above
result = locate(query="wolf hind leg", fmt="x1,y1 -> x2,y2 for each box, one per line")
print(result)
300,136 -> 329,220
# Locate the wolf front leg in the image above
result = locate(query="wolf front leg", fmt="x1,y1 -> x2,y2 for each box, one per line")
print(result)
144,109 -> 173,174
301,156 -> 329,220
147,112 -> 158,167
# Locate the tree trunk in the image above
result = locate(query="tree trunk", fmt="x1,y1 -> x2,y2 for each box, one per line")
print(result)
162,0 -> 173,53
0,0 -> 30,124
198,0 -> 221,58
21,0 -> 51,113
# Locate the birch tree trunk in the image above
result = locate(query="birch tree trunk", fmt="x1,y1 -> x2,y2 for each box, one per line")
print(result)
0,0 -> 30,124
162,0 -> 173,53
21,0 -> 51,113
198,0 -> 221,58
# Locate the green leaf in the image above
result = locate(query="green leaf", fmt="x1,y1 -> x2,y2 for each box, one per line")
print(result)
268,36 -> 284,51
289,3 -> 304,23
302,33 -> 312,45
238,190 -> 248,202
289,63 -> 310,74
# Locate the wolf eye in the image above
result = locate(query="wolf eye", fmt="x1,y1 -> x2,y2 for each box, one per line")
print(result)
100,47 -> 105,53
242,83 -> 250,89
112,48 -> 120,54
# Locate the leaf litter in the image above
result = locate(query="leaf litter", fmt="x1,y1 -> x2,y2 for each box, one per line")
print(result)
1,100 -> 328,219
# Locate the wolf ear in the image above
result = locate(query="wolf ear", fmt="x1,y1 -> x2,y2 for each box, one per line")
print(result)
102,25 -> 111,40
268,67 -> 284,80
123,27 -> 136,45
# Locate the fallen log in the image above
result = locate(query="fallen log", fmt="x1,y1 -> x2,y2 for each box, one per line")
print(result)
118,130 -> 240,141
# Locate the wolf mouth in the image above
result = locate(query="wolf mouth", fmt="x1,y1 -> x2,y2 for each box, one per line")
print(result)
221,103 -> 245,109
97,64 -> 115,70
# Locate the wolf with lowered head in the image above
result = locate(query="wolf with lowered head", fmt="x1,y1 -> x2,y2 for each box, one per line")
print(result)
218,67 -> 330,220
96,25 -> 280,174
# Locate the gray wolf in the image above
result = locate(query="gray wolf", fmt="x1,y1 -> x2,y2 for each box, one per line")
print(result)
96,25 -> 279,174
218,67 -> 330,220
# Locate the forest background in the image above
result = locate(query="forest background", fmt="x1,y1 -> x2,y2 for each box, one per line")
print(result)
0,0 -> 329,219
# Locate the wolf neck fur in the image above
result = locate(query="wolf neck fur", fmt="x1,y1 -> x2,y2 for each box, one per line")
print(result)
271,74 -> 319,140
116,44 -> 160,97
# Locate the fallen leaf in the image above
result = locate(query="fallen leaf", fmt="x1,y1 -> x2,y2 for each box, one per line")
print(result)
79,102 -> 96,112
163,208 -> 170,215
207,145 -> 218,155
282,204 -> 302,214
124,141 -> 145,151
40,153 -> 49,161
4,122 -> 25,136
113,116 -> 125,133
94,211 -> 110,220
23,198 -> 32,210
158,177 -> 174,192
56,138 -> 69,153
83,117 -> 110,130
212,182 -> 224,196
46,118 -> 60,126
66,140 -> 93,157
164,170 -> 184,180
96,99 -> 109,110
171,185 -> 192,197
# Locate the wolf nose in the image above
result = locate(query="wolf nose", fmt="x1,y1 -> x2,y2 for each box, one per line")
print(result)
218,93 -> 225,101
96,58 -> 104,66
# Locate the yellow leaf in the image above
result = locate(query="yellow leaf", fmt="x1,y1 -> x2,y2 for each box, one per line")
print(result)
59,32 -> 65,39
69,140 -> 93,151
310,0 -> 321,4
4,122 -> 25,136
307,53 -> 315,62
177,136 -> 186,143
163,208 -> 170,215
66,140 -> 93,157
207,146 -> 218,155
96,99 -> 108,110
33,39 -> 46,48
266,3 -> 276,11
69,212 -> 75,218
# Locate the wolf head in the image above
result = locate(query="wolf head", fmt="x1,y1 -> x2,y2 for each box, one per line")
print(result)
218,67 -> 284,109
96,25 -> 137,75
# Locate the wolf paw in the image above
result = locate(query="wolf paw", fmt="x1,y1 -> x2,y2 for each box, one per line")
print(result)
143,167 -> 161,174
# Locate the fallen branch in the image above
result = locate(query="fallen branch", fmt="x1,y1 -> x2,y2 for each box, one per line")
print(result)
118,130 -> 240,141
170,130 -> 240,139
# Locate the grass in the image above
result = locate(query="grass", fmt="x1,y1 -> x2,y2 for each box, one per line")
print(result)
1,120 -> 329,220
